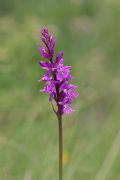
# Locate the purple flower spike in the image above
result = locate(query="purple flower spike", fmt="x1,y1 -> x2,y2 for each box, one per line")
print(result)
38,27 -> 79,116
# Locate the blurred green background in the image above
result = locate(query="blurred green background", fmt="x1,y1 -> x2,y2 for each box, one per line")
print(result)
0,0 -> 120,179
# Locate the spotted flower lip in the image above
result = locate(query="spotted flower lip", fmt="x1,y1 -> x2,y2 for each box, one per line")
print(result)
38,27 -> 79,115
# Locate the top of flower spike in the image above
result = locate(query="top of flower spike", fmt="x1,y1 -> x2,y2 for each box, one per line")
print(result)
39,27 -> 79,115
39,27 -> 56,60
41,27 -> 48,36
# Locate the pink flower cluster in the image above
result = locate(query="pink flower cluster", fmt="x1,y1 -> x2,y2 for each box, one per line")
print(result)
38,27 -> 79,115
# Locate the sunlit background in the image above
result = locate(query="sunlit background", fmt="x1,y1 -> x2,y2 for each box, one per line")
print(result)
0,0 -> 120,179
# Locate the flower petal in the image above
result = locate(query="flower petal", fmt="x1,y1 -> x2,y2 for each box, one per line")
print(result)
56,51 -> 64,64
39,46 -> 50,59
39,61 -> 51,70
63,105 -> 75,114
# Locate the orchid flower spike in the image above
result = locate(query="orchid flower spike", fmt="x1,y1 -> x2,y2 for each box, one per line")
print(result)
38,27 -> 79,116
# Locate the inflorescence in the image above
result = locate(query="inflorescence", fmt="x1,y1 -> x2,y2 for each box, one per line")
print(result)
38,27 -> 79,116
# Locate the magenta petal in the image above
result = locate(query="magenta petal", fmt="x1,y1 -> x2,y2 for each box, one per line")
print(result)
41,37 -> 48,45
39,61 -> 51,70
56,51 -> 64,64
39,46 -> 50,59
51,39 -> 56,49
63,105 -> 75,114
57,51 -> 64,60
41,75 -> 52,81
41,27 -> 48,36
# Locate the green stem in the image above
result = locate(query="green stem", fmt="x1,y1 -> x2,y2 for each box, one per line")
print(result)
58,115 -> 63,180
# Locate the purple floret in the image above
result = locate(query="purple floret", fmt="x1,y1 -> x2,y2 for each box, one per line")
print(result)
38,27 -> 79,115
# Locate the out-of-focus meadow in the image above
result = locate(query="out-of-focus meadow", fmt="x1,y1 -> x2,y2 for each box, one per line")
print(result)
0,0 -> 120,179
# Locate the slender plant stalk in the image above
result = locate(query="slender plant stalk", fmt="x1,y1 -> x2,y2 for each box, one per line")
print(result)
58,115 -> 63,180
38,27 -> 79,180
